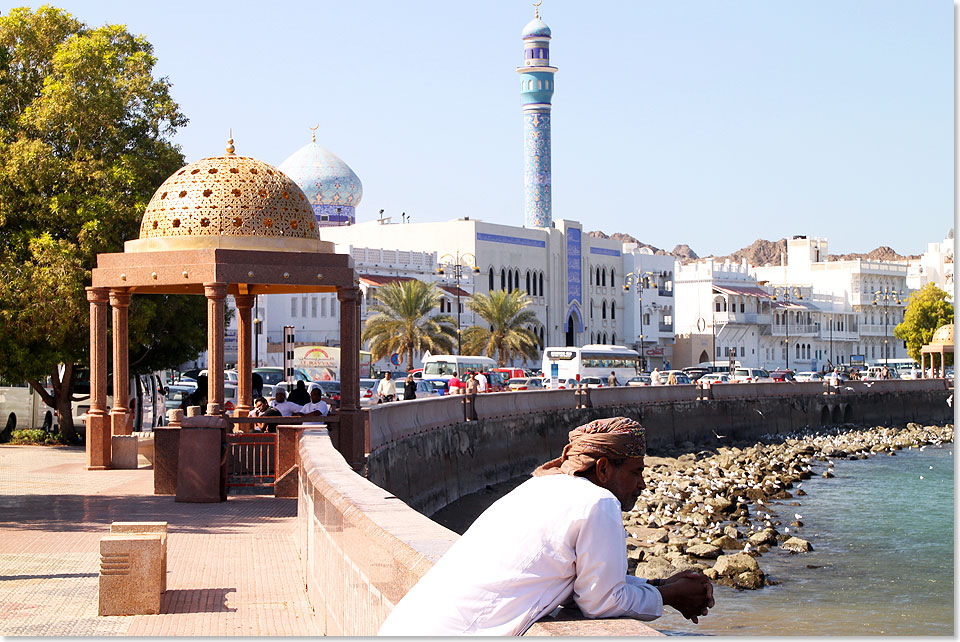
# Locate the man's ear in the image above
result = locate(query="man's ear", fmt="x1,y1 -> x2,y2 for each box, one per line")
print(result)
593,456 -> 612,482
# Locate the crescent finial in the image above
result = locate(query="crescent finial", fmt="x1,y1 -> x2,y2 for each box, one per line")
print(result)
533,0 -> 541,18
309,123 -> 319,142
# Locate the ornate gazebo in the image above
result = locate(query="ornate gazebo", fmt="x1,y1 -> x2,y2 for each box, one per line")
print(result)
920,323 -> 954,378
85,139 -> 363,469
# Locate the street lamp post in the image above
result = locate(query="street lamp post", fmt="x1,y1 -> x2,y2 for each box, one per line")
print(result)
873,287 -> 903,368
623,270 -> 657,372
771,286 -> 803,371
438,251 -> 480,355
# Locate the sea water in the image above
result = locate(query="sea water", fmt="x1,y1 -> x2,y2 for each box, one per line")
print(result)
655,444 -> 954,636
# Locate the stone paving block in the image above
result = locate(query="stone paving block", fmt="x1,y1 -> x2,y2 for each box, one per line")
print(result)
109,522 -> 168,592
98,534 -> 162,616
111,435 -> 139,470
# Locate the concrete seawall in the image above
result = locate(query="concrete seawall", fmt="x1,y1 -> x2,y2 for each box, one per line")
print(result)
297,379 -> 952,635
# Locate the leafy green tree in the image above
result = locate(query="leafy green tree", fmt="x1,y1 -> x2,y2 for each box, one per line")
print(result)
894,283 -> 954,365
361,279 -> 457,368
0,6 -> 203,441
462,289 -> 540,367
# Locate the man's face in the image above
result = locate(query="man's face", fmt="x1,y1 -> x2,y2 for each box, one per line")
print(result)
310,388 -> 322,403
255,399 -> 267,412
275,390 -> 286,402
600,457 -> 646,512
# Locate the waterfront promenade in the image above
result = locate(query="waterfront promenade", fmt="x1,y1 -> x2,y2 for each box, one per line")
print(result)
0,444 -> 319,636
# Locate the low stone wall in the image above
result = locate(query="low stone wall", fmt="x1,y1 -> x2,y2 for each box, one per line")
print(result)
367,380 -> 953,516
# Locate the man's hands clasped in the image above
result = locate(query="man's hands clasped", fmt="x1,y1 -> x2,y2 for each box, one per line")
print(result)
656,570 -> 715,623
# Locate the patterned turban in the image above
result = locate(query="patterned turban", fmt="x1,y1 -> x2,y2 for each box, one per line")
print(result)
532,416 -> 646,477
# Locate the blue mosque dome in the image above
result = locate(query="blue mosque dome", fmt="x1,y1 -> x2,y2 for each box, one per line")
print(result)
277,136 -> 362,227
522,17 -> 551,38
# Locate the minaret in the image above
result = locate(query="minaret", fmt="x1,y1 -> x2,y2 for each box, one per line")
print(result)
516,4 -> 557,228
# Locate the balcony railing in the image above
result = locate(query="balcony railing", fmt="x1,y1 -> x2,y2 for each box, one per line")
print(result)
770,323 -> 820,336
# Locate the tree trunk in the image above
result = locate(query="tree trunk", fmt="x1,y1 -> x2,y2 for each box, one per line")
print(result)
29,363 -> 78,443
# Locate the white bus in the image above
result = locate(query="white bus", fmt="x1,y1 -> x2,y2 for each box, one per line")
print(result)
541,345 -> 641,385
421,354 -> 498,380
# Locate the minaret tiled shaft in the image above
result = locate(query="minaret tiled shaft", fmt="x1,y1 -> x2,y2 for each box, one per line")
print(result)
517,15 -> 557,228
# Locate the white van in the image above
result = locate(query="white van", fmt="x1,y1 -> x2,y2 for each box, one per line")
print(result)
72,369 -> 167,435
421,355 -> 498,380
0,380 -> 57,434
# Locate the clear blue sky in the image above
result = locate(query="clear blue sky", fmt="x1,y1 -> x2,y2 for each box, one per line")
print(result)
22,0 -> 954,257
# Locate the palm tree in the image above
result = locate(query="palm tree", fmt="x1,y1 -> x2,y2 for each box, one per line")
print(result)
462,290 -> 541,366
361,279 -> 457,369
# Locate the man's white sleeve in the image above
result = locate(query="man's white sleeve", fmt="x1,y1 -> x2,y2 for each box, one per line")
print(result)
571,497 -> 663,620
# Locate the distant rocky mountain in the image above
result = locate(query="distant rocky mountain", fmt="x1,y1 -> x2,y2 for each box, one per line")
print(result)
587,230 -> 921,266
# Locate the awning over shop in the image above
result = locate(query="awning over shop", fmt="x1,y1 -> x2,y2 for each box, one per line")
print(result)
712,284 -> 774,299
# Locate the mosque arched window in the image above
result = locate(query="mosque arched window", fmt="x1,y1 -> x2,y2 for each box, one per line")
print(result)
602,269 -> 608,287
539,273 -> 544,296
526,271 -> 531,295
589,267 -> 594,285
595,267 -> 601,287
601,300 -> 607,319
537,80 -> 542,91
610,268 -> 615,286
611,333 -> 615,345
611,303 -> 616,320
515,269 -> 521,291
489,267 -> 495,291
501,268 -> 506,290
590,300 -> 594,319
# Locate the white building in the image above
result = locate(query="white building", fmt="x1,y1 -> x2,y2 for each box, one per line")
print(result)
751,236 -> 910,368
673,258 -> 773,369
620,246 -> 676,370
907,230 -> 954,297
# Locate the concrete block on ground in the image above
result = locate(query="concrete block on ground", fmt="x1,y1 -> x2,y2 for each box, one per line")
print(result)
110,522 -> 168,592
111,435 -> 139,469
98,534 -> 162,616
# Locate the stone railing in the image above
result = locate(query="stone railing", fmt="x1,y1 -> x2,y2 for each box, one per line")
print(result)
297,427 -> 662,636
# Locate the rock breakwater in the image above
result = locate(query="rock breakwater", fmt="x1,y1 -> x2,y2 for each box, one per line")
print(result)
625,422 -> 954,590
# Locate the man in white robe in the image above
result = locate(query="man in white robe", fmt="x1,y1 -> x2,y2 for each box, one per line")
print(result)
378,417 -> 714,636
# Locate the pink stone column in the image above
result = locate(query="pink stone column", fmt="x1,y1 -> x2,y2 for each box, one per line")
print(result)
337,286 -> 364,467
109,289 -> 132,436
85,287 -> 111,470
234,294 -> 255,417
204,283 -> 227,415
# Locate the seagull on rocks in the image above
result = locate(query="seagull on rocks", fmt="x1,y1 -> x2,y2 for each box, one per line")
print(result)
919,475 -> 924,480
795,513 -> 803,520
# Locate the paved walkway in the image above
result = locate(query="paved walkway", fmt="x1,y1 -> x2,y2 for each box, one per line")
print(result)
0,444 -> 321,636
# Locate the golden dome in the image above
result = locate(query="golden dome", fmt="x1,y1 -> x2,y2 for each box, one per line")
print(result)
931,323 -> 954,345
129,152 -> 324,253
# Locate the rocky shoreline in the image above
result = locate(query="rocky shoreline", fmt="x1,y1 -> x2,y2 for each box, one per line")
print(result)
626,422 -> 954,590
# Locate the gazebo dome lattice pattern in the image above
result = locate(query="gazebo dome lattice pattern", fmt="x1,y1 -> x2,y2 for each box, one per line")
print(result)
931,323 -> 954,345
139,154 -> 319,243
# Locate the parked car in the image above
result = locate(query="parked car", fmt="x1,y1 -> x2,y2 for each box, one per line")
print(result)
681,367 -> 711,382
359,378 -> 378,407
698,373 -> 730,385
480,371 -> 508,392
577,377 -> 607,388
769,370 -> 796,382
316,381 -> 341,409
660,371 -> 693,385
507,377 -> 544,391
626,374 -> 652,387
165,384 -> 196,412
423,379 -> 450,395
794,371 -> 824,382
252,367 -> 309,387
731,368 -> 773,383
543,377 -> 581,389
222,383 -> 239,413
